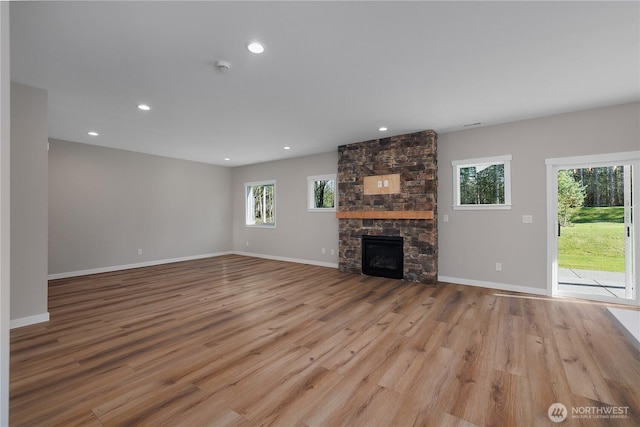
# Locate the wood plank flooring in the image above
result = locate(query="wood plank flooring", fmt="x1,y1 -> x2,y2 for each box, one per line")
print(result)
10,255 -> 640,426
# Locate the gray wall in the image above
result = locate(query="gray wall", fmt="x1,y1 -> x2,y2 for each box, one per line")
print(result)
438,102 -> 640,292
11,82 -> 48,322
1,4 -> 11,422
48,139 -> 232,275
231,151 -> 339,266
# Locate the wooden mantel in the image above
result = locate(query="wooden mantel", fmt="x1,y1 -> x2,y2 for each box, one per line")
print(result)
335,210 -> 434,220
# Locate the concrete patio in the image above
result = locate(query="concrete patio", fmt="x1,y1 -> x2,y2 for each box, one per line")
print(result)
558,268 -> 627,298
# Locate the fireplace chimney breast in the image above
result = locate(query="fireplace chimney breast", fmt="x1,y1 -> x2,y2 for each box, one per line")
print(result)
337,130 -> 437,283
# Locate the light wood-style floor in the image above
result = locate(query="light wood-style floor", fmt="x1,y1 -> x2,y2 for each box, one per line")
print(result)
10,255 -> 640,426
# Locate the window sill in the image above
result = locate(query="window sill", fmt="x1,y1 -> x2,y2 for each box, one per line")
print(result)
453,204 -> 512,211
245,224 -> 276,228
307,208 -> 336,213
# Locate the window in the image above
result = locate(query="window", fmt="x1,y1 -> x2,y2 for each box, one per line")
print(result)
245,181 -> 276,226
452,155 -> 512,210
307,174 -> 336,211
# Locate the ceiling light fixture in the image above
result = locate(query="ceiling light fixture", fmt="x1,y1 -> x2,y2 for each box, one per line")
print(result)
224,157 -> 230,161
88,131 -> 98,136
246,41 -> 265,54
137,104 -> 151,111
378,127 -> 388,132
283,146 -> 291,150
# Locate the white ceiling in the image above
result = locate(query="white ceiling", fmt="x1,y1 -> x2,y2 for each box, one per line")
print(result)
10,1 -> 639,167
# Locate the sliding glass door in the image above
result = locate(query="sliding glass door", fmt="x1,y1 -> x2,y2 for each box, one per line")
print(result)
547,153 -> 638,304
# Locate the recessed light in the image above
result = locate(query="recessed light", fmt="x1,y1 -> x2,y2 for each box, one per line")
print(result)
283,146 -> 291,150
87,131 -> 99,136
137,104 -> 151,111
378,127 -> 388,132
224,157 -> 231,161
246,41 -> 265,54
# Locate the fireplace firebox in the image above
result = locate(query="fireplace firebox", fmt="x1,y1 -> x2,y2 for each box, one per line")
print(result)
361,235 -> 404,279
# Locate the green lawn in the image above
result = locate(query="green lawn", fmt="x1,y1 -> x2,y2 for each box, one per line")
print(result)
558,222 -> 625,272
571,206 -> 624,223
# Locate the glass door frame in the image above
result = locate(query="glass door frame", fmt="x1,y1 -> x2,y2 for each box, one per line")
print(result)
545,151 -> 639,306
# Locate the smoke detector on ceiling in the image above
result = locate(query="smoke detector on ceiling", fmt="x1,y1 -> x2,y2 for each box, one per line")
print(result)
215,60 -> 231,72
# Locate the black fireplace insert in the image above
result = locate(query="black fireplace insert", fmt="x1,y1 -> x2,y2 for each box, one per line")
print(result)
361,235 -> 404,279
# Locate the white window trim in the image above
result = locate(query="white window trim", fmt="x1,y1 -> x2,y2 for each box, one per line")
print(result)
452,155 -> 512,210
245,180 -> 276,228
307,174 -> 337,212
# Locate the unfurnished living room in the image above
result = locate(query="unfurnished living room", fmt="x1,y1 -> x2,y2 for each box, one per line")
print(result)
1,1 -> 639,426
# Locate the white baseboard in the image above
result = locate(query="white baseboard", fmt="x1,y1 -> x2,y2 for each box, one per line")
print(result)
11,312 -> 49,329
48,251 -> 337,281
232,251 -> 339,269
438,275 -> 548,296
48,252 -> 233,280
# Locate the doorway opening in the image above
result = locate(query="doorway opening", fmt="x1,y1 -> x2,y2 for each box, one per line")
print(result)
546,153 -> 638,304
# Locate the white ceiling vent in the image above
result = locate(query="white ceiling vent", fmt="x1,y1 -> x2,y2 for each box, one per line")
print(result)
462,121 -> 483,128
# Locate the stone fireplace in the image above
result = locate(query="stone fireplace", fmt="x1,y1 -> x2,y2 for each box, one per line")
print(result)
337,130 -> 437,283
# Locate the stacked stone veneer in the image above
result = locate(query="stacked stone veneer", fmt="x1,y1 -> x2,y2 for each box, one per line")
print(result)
338,130 -> 437,283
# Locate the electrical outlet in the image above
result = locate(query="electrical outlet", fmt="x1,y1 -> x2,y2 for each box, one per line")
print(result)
137,249 -> 143,255
331,249 -> 335,255
443,214 -> 449,223
322,248 -> 326,254
245,241 -> 249,247
377,181 -> 382,188
496,262 -> 502,272
522,215 -> 533,224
